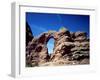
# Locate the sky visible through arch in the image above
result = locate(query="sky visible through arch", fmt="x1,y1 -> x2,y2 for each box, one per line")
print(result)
26,12 -> 90,54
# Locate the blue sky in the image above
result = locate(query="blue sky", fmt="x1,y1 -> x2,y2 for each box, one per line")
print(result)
26,12 -> 90,54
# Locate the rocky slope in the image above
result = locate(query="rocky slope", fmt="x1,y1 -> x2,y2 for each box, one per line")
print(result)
26,26 -> 89,67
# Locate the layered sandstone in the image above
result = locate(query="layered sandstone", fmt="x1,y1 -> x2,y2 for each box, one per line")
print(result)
26,26 -> 89,67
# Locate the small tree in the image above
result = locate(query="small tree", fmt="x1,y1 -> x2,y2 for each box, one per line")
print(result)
59,27 -> 67,31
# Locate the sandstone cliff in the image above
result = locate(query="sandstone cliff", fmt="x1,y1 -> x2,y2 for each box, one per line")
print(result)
26,22 -> 33,46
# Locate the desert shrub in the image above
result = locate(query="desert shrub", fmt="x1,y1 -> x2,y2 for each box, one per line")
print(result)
59,27 -> 67,31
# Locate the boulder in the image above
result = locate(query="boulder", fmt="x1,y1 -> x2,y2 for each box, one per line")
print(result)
74,31 -> 87,37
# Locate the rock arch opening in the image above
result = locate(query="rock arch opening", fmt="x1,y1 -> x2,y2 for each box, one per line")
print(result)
47,38 -> 55,56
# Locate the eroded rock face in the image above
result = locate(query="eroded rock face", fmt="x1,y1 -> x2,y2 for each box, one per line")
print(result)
26,27 -> 89,67
51,30 -> 89,65
26,32 -> 52,66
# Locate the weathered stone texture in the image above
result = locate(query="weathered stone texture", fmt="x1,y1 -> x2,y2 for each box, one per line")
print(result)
26,26 -> 89,67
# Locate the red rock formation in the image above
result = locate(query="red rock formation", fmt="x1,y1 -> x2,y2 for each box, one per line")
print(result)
26,27 -> 89,67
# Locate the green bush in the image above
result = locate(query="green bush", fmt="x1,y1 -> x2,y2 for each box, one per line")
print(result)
59,27 -> 67,31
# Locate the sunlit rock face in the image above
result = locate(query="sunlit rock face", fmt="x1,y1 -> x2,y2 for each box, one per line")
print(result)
50,28 -> 89,65
26,26 -> 89,67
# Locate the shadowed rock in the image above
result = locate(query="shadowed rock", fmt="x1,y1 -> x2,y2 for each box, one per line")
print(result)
26,22 -> 33,46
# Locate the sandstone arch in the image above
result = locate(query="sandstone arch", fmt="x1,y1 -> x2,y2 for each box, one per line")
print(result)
26,28 -> 90,67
